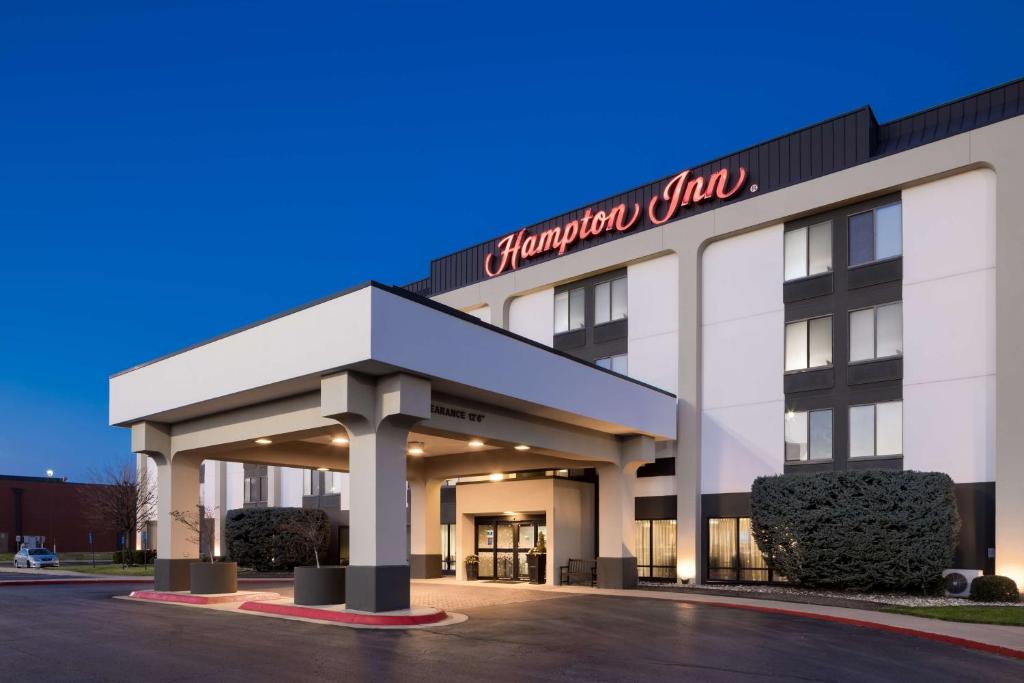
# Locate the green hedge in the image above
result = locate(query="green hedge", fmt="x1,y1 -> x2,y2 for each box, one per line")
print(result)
224,507 -> 330,571
112,549 -> 156,565
970,575 -> 1020,603
750,470 -> 960,591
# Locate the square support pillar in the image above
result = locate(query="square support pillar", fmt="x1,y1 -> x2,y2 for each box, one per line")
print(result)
409,478 -> 442,578
597,462 -> 638,589
323,371 -> 430,612
154,457 -> 201,591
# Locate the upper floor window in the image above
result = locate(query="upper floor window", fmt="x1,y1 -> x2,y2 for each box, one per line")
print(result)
554,287 -> 585,334
785,315 -> 832,372
849,302 -> 902,362
596,353 -> 628,375
849,203 -> 902,267
849,400 -> 903,457
785,408 -> 833,461
784,221 -> 832,281
595,277 -> 627,325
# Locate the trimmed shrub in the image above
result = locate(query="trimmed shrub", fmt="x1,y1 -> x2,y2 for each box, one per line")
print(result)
970,575 -> 1021,603
225,507 -> 330,571
750,470 -> 960,591
112,549 -> 156,565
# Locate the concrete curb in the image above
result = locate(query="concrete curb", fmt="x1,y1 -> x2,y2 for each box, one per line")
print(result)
0,577 -> 293,587
129,590 -> 282,605
238,601 -> 450,626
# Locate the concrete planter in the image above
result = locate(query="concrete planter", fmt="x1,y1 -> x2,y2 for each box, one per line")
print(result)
294,565 -> 347,606
190,562 -> 238,595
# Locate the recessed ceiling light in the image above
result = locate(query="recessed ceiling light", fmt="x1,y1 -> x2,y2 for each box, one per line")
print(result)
488,473 -> 504,482
331,436 -> 349,445
468,439 -> 485,447
514,444 -> 530,451
316,467 -> 330,472
255,438 -> 273,445
407,441 -> 425,456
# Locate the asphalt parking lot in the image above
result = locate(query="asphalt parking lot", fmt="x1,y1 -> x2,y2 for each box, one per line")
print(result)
1,581 -> 1021,682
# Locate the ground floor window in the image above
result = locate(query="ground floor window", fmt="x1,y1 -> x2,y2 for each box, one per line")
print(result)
440,523 -> 456,575
635,519 -> 676,580
707,517 -> 778,583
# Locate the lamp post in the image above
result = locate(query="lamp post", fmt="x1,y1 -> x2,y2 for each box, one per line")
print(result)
45,469 -> 55,553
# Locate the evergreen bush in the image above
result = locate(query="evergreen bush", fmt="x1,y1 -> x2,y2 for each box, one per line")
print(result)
970,575 -> 1020,603
224,507 -> 330,571
750,470 -> 960,591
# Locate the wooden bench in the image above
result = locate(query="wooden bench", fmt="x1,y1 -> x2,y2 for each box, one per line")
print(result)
559,558 -> 597,586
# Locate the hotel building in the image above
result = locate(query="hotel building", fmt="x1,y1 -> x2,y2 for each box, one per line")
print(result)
113,78 -> 1024,611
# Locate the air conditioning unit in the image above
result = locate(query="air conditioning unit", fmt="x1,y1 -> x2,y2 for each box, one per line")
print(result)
942,569 -> 983,597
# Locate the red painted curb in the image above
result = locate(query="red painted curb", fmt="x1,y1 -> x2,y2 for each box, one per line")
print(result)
675,598 -> 1024,661
238,600 -> 449,626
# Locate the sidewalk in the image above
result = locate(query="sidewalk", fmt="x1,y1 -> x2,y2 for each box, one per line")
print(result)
412,578 -> 1024,658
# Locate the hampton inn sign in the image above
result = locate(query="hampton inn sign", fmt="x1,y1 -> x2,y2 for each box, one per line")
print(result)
483,166 -> 749,277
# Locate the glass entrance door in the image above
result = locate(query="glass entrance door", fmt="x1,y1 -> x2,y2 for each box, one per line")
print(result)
475,518 -> 545,581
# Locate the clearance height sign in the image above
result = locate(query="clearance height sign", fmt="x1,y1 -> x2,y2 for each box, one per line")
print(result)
483,166 -> 749,277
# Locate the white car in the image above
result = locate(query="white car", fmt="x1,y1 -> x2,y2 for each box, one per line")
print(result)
13,548 -> 60,568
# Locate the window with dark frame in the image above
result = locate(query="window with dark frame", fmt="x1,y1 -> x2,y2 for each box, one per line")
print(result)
784,315 -> 832,371
849,400 -> 903,458
595,353 -> 627,375
554,287 -> 585,334
848,203 -> 902,267
594,276 -> 627,325
707,517 -> 777,583
784,408 -> 833,462
635,519 -> 676,580
784,220 -> 832,281
849,302 -> 903,363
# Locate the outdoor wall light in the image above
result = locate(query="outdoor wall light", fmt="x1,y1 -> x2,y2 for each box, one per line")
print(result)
785,410 -> 795,420
255,438 -> 273,445
488,473 -> 504,482
468,438 -> 485,447
331,436 -> 349,445
407,442 -> 425,456
514,444 -> 530,451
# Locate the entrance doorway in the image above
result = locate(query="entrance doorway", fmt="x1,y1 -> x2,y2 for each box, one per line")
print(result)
475,516 -> 545,581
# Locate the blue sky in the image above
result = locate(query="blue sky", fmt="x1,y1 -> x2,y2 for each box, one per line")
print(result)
1,1 -> 1021,481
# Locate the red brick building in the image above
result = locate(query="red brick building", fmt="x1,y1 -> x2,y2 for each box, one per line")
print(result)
0,475 -> 120,553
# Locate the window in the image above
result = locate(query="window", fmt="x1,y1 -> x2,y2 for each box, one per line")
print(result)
849,203 -> 902,266
243,475 -> 266,504
784,316 -> 832,371
707,517 -> 773,582
635,519 -> 676,580
595,354 -> 627,374
784,221 -> 832,281
595,277 -> 627,325
849,401 -> 903,457
554,287 -> 585,334
849,302 -> 902,362
785,408 -> 833,461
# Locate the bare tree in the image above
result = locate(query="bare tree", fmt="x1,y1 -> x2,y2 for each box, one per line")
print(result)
170,505 -> 217,563
278,512 -> 330,568
84,459 -> 156,567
